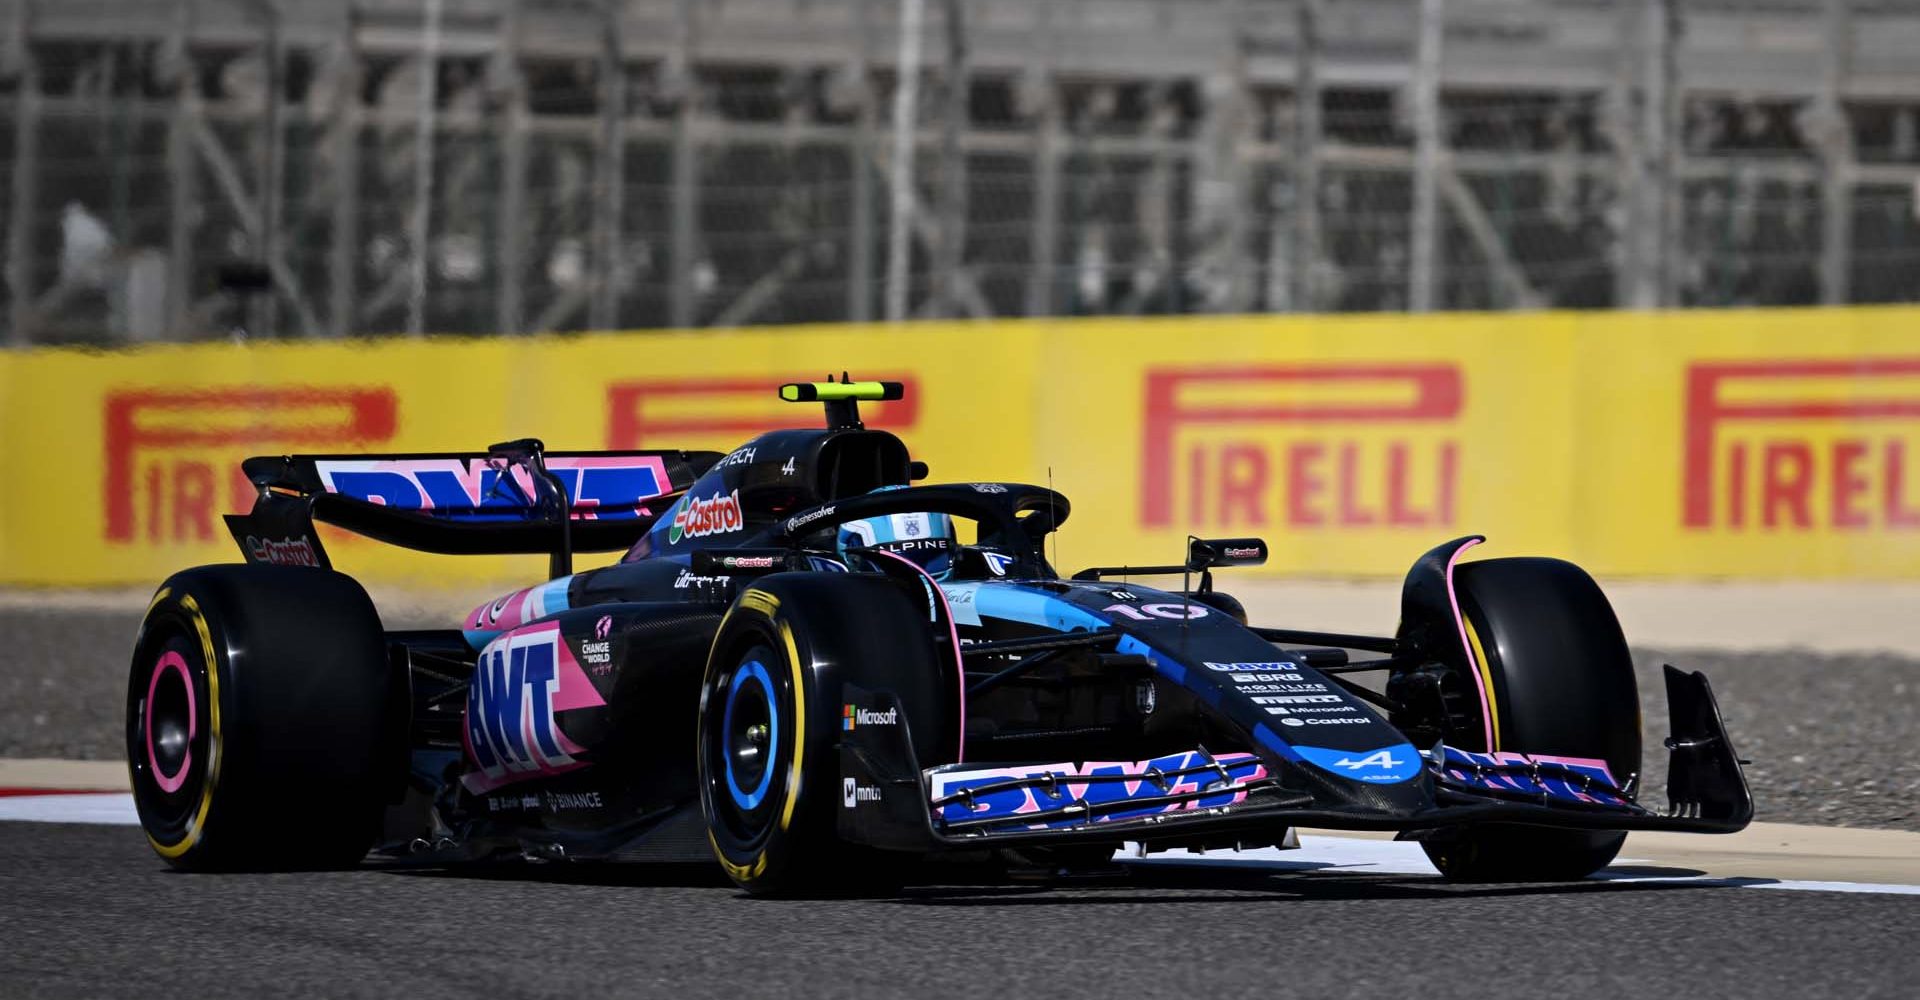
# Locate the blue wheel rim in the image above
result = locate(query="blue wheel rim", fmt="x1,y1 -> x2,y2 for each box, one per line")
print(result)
722,660 -> 778,811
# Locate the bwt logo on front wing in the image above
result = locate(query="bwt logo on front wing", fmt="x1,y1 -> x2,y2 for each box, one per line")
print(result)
104,386 -> 397,544
1140,364 -> 1463,530
1683,359 -> 1920,531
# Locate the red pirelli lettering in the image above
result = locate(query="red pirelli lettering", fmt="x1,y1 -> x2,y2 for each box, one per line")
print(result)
1682,359 -> 1920,531
103,386 -> 398,543
1140,364 -> 1464,529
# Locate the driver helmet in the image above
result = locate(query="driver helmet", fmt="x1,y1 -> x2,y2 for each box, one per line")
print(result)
836,507 -> 956,581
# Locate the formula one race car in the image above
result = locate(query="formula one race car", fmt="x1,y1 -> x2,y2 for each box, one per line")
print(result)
125,380 -> 1753,892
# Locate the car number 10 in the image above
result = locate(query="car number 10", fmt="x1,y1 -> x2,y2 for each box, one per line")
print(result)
1104,602 -> 1209,621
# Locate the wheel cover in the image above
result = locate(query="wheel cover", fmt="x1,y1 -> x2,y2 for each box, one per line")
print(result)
144,650 -> 197,793
127,631 -> 211,841
722,659 -> 779,811
704,643 -> 791,850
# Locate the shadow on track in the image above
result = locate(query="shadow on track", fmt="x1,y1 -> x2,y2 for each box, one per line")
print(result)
372,854 -> 1751,904
379,860 -> 734,890
885,861 -> 1739,906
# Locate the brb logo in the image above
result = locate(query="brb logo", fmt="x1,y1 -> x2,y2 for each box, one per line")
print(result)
463,623 -> 607,794
105,386 -> 397,544
1683,359 -> 1920,531
605,375 -> 920,449
1140,364 -> 1463,531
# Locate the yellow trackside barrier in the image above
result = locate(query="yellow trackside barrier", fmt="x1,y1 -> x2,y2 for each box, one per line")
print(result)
3,306 -> 1918,587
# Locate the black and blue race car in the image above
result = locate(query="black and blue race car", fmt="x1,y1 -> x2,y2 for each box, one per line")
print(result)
124,380 -> 1752,893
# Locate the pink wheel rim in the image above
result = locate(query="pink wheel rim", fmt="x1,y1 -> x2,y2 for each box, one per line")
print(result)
145,650 -> 197,794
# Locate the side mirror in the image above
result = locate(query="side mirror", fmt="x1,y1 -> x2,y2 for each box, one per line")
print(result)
1187,537 -> 1268,571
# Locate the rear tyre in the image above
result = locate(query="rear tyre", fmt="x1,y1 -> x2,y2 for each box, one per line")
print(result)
1421,557 -> 1641,882
697,575 -> 944,896
126,565 -> 393,871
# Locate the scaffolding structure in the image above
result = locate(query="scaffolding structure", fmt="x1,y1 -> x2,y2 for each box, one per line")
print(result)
3,0 -> 1919,345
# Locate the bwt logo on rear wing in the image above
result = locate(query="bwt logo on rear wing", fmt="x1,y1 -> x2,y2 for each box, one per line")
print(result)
313,456 -> 674,521
1140,364 -> 1463,531
105,386 -> 398,544
1683,358 -> 1920,531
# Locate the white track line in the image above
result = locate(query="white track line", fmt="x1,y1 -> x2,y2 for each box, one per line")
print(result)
0,792 -> 140,826
8,794 -> 1916,895
1125,838 -> 1920,896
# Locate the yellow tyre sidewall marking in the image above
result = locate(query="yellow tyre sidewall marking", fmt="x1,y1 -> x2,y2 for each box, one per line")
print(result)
775,618 -> 805,834
1463,615 -> 1501,751
705,588 -> 807,885
147,593 -> 223,859
709,831 -> 768,882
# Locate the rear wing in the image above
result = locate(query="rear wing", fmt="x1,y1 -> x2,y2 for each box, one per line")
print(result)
224,439 -> 721,579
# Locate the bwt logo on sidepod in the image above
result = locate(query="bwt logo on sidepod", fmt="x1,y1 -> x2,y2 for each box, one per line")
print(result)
1140,364 -> 1463,530
463,624 -> 607,793
604,375 -> 920,448
1683,358 -> 1920,531
105,386 -> 397,544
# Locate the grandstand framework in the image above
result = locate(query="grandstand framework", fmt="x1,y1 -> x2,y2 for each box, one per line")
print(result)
2,0 -> 1919,343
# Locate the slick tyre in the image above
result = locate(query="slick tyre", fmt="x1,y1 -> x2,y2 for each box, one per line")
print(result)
697,575 -> 943,896
1423,557 -> 1642,882
126,564 -> 394,871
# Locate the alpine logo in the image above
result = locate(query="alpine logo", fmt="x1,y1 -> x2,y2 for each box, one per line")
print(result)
1334,749 -> 1405,772
1290,742 -> 1423,784
882,539 -> 949,553
669,489 -> 744,543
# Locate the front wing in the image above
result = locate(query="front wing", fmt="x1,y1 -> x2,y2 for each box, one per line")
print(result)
840,665 -> 1752,852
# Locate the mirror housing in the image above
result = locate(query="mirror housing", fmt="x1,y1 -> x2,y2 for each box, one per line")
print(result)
1187,537 -> 1268,571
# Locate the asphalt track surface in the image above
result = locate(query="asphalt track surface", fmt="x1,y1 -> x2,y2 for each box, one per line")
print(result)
7,602 -> 1920,999
8,605 -> 1917,830
0,821 -> 1914,1000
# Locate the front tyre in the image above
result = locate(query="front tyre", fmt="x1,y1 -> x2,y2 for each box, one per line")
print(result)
698,577 -> 945,895
1422,557 -> 1642,882
699,627 -> 815,893
126,565 -> 393,871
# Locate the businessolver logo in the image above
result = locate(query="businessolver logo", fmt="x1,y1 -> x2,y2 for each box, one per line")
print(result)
104,386 -> 398,545
1684,358 -> 1920,532
1141,364 -> 1463,532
